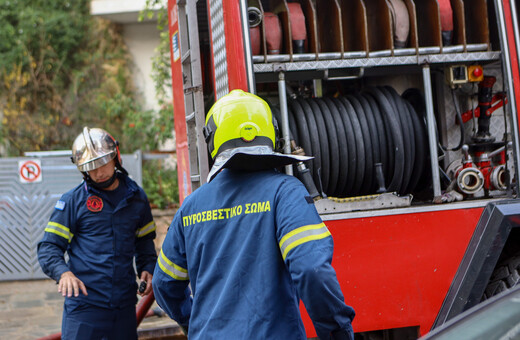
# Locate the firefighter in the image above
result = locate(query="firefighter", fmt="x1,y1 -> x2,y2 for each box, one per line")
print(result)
153,90 -> 355,339
37,127 -> 157,340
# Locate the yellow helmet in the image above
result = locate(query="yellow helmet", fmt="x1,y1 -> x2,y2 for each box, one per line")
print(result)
203,90 -> 312,182
203,89 -> 276,159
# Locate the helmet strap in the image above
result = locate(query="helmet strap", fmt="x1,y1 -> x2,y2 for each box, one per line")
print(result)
84,171 -> 118,190
115,157 -> 128,176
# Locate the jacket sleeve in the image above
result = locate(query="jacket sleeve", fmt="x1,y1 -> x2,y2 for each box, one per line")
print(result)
37,196 -> 76,282
152,209 -> 192,328
275,178 -> 355,340
135,194 -> 158,276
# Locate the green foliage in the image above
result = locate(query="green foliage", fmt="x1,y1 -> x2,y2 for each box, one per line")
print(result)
0,0 -> 178,207
138,0 -> 179,207
0,0 -> 167,155
143,159 -> 179,209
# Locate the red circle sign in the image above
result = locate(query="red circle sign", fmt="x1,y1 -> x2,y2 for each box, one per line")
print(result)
19,161 -> 41,182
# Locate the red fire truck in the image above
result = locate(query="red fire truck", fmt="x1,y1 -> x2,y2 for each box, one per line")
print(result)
167,0 -> 520,338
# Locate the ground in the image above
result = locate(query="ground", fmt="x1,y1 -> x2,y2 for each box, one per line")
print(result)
0,209 -> 181,340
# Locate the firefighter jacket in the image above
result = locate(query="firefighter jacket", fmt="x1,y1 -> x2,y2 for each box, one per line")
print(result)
153,169 -> 355,339
38,172 -> 157,309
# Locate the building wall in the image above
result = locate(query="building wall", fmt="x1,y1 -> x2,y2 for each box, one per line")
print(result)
90,0 -> 163,112
122,22 -> 161,111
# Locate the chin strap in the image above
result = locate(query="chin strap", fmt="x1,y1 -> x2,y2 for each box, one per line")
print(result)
84,171 -> 118,190
82,158 -> 128,190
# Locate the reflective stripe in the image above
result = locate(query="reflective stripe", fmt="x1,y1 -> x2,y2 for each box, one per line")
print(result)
44,222 -> 74,243
158,249 -> 189,281
137,221 -> 156,238
279,223 -> 331,260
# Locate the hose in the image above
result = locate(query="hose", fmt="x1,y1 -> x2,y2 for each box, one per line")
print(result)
346,94 -> 374,195
365,87 -> 405,193
324,98 -> 350,197
331,97 -> 357,195
338,96 -> 366,196
281,86 -> 428,199
316,98 -> 341,195
305,98 -> 331,193
383,86 -> 415,193
298,98 -> 322,181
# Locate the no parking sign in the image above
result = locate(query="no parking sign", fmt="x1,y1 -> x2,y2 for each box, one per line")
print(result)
18,159 -> 42,183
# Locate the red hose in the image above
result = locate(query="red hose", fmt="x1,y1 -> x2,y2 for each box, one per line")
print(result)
264,12 -> 282,54
249,26 -> 261,55
136,290 -> 156,325
438,0 -> 453,31
287,3 -> 307,41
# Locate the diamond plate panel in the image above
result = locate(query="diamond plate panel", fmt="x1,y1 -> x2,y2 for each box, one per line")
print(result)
209,0 -> 229,100
0,154 -> 141,281
253,52 -> 501,73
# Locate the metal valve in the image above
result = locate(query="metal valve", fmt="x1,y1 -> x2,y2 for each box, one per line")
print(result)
456,167 -> 485,195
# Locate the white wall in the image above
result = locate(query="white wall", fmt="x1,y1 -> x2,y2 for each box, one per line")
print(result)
122,22 -> 161,111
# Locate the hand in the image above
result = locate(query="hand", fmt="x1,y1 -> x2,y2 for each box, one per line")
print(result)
138,271 -> 153,296
58,271 -> 88,297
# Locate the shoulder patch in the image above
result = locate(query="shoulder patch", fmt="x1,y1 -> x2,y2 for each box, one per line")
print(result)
55,200 -> 66,210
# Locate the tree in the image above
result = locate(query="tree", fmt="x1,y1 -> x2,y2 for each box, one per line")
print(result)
0,0 -> 178,207
0,0 -> 170,155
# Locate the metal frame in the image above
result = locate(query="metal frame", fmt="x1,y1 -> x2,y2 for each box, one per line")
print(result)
432,199 -> 520,328
253,51 -> 501,73
495,0 -> 520,196
0,153 -> 142,281
177,1 -> 209,189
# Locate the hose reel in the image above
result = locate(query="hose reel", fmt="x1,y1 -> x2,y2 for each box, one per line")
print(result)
284,86 -> 429,199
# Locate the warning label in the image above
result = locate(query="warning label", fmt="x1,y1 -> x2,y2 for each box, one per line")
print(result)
19,160 -> 42,183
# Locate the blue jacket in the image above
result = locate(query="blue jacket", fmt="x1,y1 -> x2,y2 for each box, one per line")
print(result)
153,169 -> 355,339
38,173 -> 157,309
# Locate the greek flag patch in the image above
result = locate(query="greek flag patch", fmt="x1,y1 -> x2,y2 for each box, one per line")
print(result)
55,200 -> 66,210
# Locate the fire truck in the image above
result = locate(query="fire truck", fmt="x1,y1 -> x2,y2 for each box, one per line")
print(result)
166,0 -> 520,338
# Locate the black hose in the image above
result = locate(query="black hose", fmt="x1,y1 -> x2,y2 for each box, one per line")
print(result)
403,100 -> 426,193
365,87 -> 405,193
289,99 -> 313,174
332,97 -> 357,196
361,92 -> 389,186
305,98 -> 331,194
316,98 -> 341,196
338,96 -> 366,196
383,86 -> 415,193
346,94 -> 374,195
298,98 -> 321,181
402,88 -> 432,193
324,98 -> 350,197
356,94 -> 381,193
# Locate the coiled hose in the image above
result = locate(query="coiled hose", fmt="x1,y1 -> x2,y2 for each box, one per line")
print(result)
282,87 -> 429,198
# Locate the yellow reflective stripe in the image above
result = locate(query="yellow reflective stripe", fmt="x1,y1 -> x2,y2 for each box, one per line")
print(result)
279,223 -> 331,260
158,249 -> 189,281
44,222 -> 74,243
137,221 -> 156,238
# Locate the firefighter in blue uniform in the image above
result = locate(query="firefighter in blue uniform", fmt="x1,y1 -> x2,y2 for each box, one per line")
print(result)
38,127 -> 157,340
153,90 -> 355,339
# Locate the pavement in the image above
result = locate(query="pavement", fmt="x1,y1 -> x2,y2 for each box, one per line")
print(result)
0,209 -> 186,340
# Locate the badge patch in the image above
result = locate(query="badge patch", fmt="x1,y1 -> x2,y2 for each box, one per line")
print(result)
55,200 -> 66,210
86,196 -> 103,212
